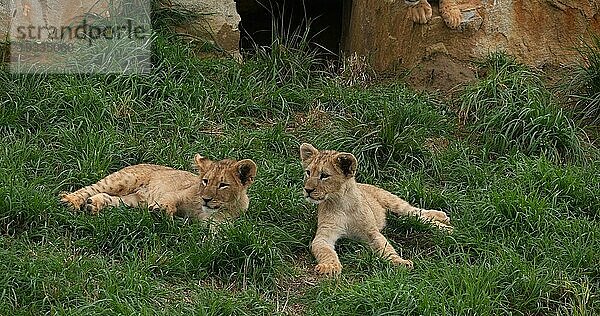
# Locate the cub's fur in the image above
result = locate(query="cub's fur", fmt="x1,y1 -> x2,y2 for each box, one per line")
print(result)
401,0 -> 461,29
300,143 -> 452,276
60,155 -> 257,221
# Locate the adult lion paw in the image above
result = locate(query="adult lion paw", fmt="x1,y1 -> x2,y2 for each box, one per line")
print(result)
440,0 -> 461,29
406,0 -> 432,24
315,262 -> 342,276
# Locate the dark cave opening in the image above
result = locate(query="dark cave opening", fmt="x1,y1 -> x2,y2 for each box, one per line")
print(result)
235,0 -> 351,59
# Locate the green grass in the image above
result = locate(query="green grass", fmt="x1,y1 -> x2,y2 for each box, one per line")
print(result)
460,53 -> 586,163
0,37 -> 599,315
563,34 -> 600,130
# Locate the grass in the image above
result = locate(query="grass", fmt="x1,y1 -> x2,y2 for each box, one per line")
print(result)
0,35 -> 599,315
460,53 -> 586,163
564,34 -> 600,128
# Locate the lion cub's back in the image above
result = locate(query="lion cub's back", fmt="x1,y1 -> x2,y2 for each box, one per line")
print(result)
357,183 -> 390,226
108,164 -> 197,192
357,183 -> 391,204
122,164 -> 198,190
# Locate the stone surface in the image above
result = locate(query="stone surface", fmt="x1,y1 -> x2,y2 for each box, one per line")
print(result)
343,0 -> 600,90
172,0 -> 241,60
2,0 -> 113,37
0,1 -> 8,41
2,1 -> 152,72
0,1 -> 6,62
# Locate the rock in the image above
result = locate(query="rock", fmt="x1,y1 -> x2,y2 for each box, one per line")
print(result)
0,0 -> 8,41
0,1 -> 6,62
0,0 -> 242,62
171,0 -> 241,60
2,0 -> 154,72
2,0 -> 112,38
343,0 -> 600,90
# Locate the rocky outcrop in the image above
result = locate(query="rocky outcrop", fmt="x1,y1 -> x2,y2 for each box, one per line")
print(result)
0,1 -> 7,62
0,1 -> 8,41
172,0 -> 241,60
0,0 -> 242,62
343,0 -> 600,90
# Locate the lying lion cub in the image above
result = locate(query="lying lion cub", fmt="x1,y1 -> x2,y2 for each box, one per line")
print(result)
60,154 -> 257,221
300,143 -> 451,276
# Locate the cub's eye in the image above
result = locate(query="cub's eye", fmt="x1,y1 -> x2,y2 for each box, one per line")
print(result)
305,170 -> 310,177
320,173 -> 330,180
218,183 -> 230,189
202,179 -> 208,186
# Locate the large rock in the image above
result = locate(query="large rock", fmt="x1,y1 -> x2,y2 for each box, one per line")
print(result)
172,0 -> 241,60
0,1 -> 6,62
0,0 -> 8,40
2,0 -> 111,38
343,0 -> 600,90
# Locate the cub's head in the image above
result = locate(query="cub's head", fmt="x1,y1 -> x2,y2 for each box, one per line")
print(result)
194,154 -> 257,214
299,143 -> 357,204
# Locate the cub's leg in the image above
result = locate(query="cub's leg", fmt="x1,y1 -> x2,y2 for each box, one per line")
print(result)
376,188 -> 452,231
85,192 -> 143,214
439,0 -> 461,29
60,168 -> 142,211
394,201 -> 453,231
406,0 -> 432,25
311,227 -> 343,276
366,230 -> 413,268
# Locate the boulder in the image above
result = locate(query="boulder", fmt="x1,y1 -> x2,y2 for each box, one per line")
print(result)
0,0 -> 7,41
172,0 -> 241,60
342,0 -> 600,90
1,1 -> 10,62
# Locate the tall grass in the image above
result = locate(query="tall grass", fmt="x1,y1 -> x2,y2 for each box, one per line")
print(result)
460,53 -> 585,162
244,9 -> 327,89
314,84 -> 453,178
565,35 -> 600,127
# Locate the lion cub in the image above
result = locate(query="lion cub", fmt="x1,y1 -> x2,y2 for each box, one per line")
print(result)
60,154 -> 257,221
300,143 -> 451,276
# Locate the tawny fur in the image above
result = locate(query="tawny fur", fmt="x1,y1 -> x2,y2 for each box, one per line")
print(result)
401,0 -> 462,29
300,143 -> 452,276
60,155 -> 257,221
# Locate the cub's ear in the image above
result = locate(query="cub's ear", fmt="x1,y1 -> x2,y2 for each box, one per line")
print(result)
235,159 -> 257,186
193,154 -> 212,174
300,143 -> 318,163
336,153 -> 357,177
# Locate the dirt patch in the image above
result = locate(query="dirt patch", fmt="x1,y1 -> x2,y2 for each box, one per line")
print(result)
405,52 -> 477,92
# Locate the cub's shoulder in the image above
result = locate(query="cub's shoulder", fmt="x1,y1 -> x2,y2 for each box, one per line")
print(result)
357,183 -> 387,194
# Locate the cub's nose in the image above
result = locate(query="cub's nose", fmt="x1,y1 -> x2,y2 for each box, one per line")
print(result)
202,197 -> 213,204
304,188 -> 315,195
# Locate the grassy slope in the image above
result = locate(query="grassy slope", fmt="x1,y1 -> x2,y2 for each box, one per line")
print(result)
0,39 -> 599,315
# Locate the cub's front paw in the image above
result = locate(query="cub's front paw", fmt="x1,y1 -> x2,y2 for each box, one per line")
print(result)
390,256 -> 414,269
149,203 -> 176,219
406,0 -> 432,24
315,262 -> 342,276
85,194 -> 110,214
